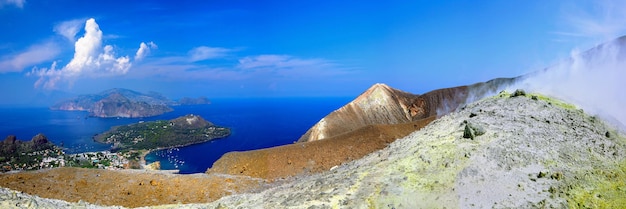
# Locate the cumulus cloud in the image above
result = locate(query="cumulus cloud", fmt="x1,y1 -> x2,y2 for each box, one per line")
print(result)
188,46 -> 230,61
0,41 -> 60,73
135,41 -> 157,61
30,18 -> 148,89
0,0 -> 25,8
53,19 -> 85,42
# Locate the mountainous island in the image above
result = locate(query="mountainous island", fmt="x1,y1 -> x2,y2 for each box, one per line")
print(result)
93,114 -> 230,152
177,96 -> 211,105
51,88 -> 211,118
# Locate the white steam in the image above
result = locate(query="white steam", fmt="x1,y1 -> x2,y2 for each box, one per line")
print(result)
511,38 -> 626,128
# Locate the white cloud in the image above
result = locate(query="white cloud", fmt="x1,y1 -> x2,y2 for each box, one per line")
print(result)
30,18 -> 141,89
0,41 -> 60,73
188,46 -> 230,62
53,19 -> 85,42
135,41 -> 157,61
130,53 -> 353,82
29,61 -> 61,89
238,55 -> 335,72
0,0 -> 25,8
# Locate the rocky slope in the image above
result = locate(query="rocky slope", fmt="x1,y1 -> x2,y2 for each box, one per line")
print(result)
297,78 -> 516,143
192,91 -> 626,208
0,134 -> 61,171
209,79 -> 516,180
207,117 -> 434,180
2,91 -> 624,208
0,134 -> 53,156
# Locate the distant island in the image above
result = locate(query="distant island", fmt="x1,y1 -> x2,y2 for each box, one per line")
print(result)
93,114 -> 230,152
51,88 -> 211,118
177,96 -> 211,105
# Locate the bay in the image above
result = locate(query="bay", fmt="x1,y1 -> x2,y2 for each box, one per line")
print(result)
0,97 -> 350,174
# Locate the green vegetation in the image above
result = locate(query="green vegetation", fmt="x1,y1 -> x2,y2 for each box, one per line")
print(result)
0,134 -> 65,171
94,115 -> 230,152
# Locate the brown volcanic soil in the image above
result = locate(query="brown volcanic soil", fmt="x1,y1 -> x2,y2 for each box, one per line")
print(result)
0,167 -> 265,208
297,85 -> 468,143
298,79 -> 517,143
207,116 -> 435,180
207,80 -> 517,180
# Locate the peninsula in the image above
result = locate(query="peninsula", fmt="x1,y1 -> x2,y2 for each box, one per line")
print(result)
93,114 -> 230,152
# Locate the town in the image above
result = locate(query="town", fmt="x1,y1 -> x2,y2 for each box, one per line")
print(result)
0,147 -> 140,172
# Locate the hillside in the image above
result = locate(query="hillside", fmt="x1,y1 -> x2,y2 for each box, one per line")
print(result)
191,91 -> 626,208
1,91 -> 624,208
297,78 -> 516,143
0,134 -> 62,172
210,79 -> 516,179
207,117 -> 434,179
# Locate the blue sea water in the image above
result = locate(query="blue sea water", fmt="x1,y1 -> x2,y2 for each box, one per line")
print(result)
0,97 -> 351,174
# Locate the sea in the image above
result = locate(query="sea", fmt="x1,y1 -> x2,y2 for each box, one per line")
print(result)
0,97 -> 351,174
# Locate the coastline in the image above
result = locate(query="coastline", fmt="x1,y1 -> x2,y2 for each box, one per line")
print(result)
139,136 -> 228,171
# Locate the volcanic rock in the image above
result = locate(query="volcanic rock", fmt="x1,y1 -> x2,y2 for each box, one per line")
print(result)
298,78 -> 517,143
201,92 -> 626,208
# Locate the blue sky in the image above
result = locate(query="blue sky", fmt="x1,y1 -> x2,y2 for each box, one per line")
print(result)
0,0 -> 624,105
